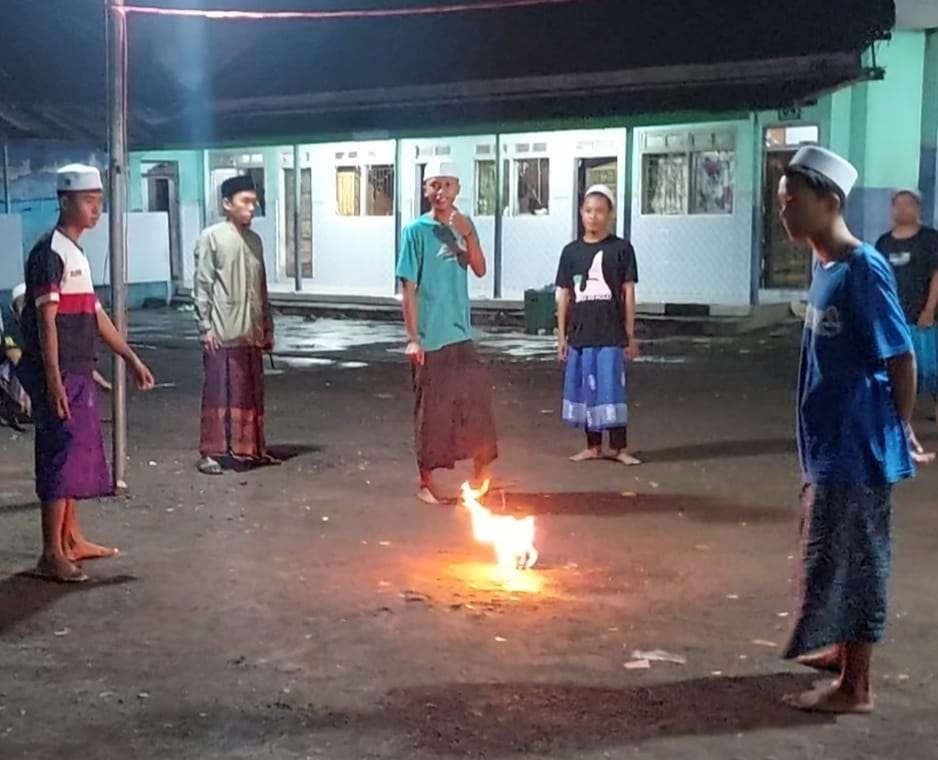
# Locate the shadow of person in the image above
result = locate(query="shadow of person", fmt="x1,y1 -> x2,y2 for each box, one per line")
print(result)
637,437 -> 797,464
0,572 -> 137,636
382,674 -> 831,755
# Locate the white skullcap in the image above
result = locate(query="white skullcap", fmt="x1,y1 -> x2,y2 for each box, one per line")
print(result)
584,184 -> 616,208
57,163 -> 103,192
788,146 -> 858,197
423,158 -> 460,182
11,283 -> 26,301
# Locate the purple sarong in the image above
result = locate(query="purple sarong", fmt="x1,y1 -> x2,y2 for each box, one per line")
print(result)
23,368 -> 112,501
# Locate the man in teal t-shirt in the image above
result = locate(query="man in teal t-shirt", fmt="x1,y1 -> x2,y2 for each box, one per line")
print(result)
396,159 -> 497,504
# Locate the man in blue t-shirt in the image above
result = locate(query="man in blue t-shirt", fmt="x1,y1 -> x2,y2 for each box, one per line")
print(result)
777,146 -> 918,715
396,159 -> 497,504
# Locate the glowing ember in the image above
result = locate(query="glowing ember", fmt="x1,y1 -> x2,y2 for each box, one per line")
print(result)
460,481 -> 538,572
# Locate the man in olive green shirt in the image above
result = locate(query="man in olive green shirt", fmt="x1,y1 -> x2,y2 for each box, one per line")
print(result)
193,174 -> 276,474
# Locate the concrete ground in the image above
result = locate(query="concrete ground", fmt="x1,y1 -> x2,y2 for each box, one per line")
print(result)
1,309 -> 937,760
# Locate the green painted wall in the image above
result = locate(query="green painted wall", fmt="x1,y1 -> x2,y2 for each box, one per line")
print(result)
128,149 -> 204,211
855,31 -> 926,189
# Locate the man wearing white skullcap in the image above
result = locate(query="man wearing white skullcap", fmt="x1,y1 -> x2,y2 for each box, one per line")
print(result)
17,163 -> 155,583
777,146 -> 920,714
396,158 -> 497,504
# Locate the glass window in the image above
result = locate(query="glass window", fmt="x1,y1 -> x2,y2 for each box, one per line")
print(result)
474,159 -> 510,216
642,153 -> 688,215
691,150 -> 734,215
515,158 -> 549,215
366,164 -> 394,216
336,166 -> 361,216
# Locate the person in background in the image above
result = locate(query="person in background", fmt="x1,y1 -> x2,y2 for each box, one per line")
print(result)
193,174 -> 278,476
18,164 -> 155,583
876,189 -> 938,461
778,146 -> 918,714
1,283 -> 31,431
555,185 -> 641,465
396,158 -> 498,504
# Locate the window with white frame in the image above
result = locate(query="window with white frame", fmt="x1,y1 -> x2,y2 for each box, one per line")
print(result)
641,129 -> 736,216
335,163 -> 394,216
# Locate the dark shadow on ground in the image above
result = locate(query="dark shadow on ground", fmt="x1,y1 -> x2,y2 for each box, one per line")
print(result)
637,437 -> 796,464
49,674 -> 829,758
494,491 -> 790,523
216,444 -> 322,472
0,501 -> 38,516
382,674 -> 831,755
0,573 -> 138,636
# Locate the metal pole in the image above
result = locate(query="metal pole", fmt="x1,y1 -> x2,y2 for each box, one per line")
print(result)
292,144 -> 302,291
108,0 -> 128,489
493,133 -> 503,299
2,141 -> 10,214
393,137 -> 402,295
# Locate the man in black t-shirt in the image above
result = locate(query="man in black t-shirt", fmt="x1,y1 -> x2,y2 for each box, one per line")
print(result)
876,190 -> 938,432
556,184 -> 641,465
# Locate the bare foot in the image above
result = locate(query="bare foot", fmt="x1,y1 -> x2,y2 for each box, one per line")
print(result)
66,539 -> 120,562
417,486 -> 441,505
569,447 -> 603,462
34,554 -> 88,583
782,680 -> 873,714
612,451 -> 643,466
797,647 -> 844,673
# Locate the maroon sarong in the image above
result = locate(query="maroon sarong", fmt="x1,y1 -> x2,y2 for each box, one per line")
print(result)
412,340 -> 498,472
200,346 -> 266,458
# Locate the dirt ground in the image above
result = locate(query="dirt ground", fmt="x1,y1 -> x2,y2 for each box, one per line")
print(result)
1,310 -> 937,760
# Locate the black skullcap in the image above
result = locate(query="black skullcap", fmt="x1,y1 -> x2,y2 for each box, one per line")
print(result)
220,174 -> 256,200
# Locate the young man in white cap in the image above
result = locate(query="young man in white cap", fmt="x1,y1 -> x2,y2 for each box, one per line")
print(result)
777,146 -> 918,713
193,174 -> 276,475
18,163 -> 155,582
396,159 -> 497,503
876,189 -> 938,440
555,184 -> 640,465
0,283 -> 30,430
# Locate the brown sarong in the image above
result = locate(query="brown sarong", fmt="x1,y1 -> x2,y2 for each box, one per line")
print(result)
413,340 -> 497,472
200,346 -> 266,458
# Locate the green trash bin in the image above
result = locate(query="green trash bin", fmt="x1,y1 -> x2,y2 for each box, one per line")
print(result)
523,286 -> 557,335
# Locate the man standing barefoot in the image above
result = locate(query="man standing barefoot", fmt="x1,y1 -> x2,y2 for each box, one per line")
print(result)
778,147 -> 918,714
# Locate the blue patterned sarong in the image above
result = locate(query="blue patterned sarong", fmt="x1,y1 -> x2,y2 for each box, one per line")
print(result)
783,482 -> 892,659
561,346 -> 628,431
910,325 -> 938,396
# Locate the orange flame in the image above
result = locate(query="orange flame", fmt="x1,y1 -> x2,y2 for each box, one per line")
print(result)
460,481 -> 538,572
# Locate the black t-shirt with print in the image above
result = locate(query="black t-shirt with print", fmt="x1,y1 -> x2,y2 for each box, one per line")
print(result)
875,226 -> 938,324
555,235 -> 638,348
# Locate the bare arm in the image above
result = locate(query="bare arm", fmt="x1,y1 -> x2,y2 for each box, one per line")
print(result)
464,228 -> 486,278
38,303 -> 69,419
556,287 -> 570,361
919,271 -> 938,327
622,282 -> 637,348
886,351 -> 917,424
96,308 -> 155,390
402,280 -> 419,343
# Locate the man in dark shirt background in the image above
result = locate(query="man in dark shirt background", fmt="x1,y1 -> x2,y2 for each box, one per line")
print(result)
876,190 -> 938,441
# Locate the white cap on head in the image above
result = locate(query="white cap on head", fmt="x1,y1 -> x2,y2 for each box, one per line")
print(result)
56,163 -> 103,193
788,146 -> 858,198
423,158 -> 460,182
11,283 -> 26,302
584,184 -> 615,208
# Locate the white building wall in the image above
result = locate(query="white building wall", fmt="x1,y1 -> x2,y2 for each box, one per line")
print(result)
630,121 -> 754,307
0,214 -> 25,291
399,135 -> 497,299
81,212 -> 172,292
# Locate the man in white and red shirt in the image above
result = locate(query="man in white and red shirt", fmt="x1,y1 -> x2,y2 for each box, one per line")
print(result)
18,164 -> 155,583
